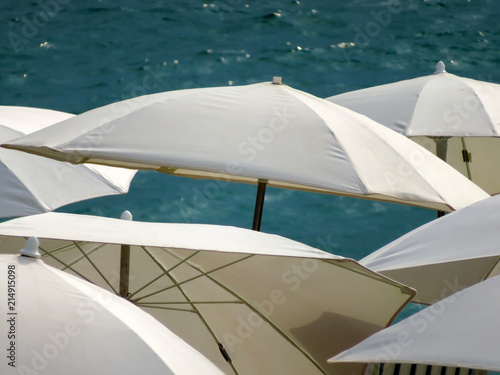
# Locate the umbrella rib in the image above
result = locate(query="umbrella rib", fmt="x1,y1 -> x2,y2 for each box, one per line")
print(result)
38,244 -> 95,285
41,241 -> 86,256
128,248 -> 200,299
138,300 -> 244,305
128,273 -> 165,299
72,242 -> 119,295
40,242 -> 119,292
132,250 -> 254,303
155,247 -> 327,374
139,305 -> 196,313
482,256 -> 500,281
138,246 -> 240,375
45,242 -> 106,271
175,257 -> 328,374
323,259 -> 415,296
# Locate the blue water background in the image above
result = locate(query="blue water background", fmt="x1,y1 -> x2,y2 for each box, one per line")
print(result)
2,0 -> 499,326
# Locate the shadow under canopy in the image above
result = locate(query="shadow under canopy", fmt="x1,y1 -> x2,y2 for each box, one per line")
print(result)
0,212 -> 414,375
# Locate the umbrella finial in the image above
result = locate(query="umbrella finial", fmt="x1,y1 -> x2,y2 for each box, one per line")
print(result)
434,61 -> 446,74
120,210 -> 133,221
20,236 -> 41,258
273,76 -> 282,84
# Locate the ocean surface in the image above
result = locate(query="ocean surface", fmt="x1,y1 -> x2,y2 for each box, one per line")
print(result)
2,0 -> 499,325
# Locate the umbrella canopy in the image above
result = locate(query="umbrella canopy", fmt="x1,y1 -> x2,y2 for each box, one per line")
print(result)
0,211 -> 416,375
328,274 -> 500,373
360,194 -> 500,305
327,61 -> 500,194
1,80 -> 489,229
0,106 -> 136,218
0,249 -> 223,375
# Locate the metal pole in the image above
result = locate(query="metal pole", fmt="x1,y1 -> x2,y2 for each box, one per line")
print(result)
434,137 -> 448,161
119,244 -> 131,298
434,137 -> 449,218
461,137 -> 473,180
119,210 -> 133,298
252,181 -> 267,231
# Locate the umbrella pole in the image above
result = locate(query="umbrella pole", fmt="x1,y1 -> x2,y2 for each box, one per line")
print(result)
461,137 -> 473,180
119,210 -> 133,298
434,138 -> 449,218
119,244 -> 131,298
435,137 -> 448,161
252,181 -> 267,231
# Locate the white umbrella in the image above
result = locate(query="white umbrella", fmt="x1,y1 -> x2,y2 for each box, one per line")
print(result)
361,193 -> 500,305
0,211 -> 416,375
0,245 -> 223,375
0,106 -> 136,218
1,79 -> 489,230
359,193 -> 500,304
327,61 -> 500,195
328,275 -> 500,374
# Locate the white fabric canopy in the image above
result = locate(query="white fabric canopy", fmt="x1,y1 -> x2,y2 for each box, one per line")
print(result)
360,194 -> 500,304
327,61 -> 500,194
0,106 -> 136,217
2,81 -> 489,212
0,252 -> 223,375
328,275 -> 500,373
0,212 -> 415,375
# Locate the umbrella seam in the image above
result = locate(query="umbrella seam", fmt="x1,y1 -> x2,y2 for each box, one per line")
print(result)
283,85 -> 370,194
0,158 -> 51,214
404,75 -> 433,135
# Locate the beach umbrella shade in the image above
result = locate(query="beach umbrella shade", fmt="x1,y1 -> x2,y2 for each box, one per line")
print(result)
0,246 -> 224,375
359,193 -> 500,305
328,274 -> 500,374
1,79 -> 489,230
0,211 -> 416,375
0,106 -> 136,218
327,61 -> 500,195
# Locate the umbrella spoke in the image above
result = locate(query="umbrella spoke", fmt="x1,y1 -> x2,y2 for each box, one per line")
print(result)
128,247 -> 200,299
146,247 -> 326,374
38,244 -> 95,285
138,246 -> 240,374
177,256 -> 328,374
39,242 -> 119,292
71,242 -> 119,294
128,272 -> 165,299
483,256 -> 500,280
45,241 -> 106,270
40,241 -> 86,257
139,300 -> 245,313
132,251 -> 254,303
138,300 -> 244,305
140,305 -> 197,313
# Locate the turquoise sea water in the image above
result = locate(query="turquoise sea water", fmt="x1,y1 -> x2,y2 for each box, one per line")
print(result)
1,0 -> 499,326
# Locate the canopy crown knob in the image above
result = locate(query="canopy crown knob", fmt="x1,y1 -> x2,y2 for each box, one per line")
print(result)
120,210 -> 133,221
20,236 -> 41,258
434,61 -> 446,74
